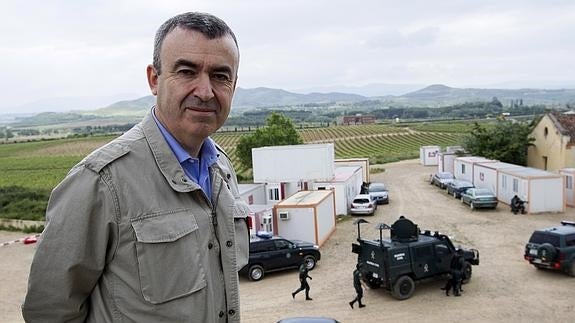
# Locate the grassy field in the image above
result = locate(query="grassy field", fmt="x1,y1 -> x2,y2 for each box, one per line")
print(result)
0,123 -> 467,226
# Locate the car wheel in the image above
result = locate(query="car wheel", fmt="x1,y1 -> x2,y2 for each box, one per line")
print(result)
461,197 -> 464,204
304,255 -> 317,270
248,265 -> 264,281
470,202 -> 475,210
569,262 -> 575,277
453,192 -> 457,198
537,243 -> 557,262
391,275 -> 415,300
462,262 -> 472,284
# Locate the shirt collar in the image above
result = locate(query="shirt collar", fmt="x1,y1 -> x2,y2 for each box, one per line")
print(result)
152,107 -> 219,165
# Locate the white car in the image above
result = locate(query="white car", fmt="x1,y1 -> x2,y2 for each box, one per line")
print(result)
368,182 -> 389,204
350,194 -> 377,215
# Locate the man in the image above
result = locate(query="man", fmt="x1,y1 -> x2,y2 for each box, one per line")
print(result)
349,263 -> 366,309
292,262 -> 313,300
443,250 -> 465,296
22,12 -> 249,323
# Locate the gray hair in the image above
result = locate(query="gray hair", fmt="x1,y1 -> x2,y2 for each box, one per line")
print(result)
152,12 -> 238,75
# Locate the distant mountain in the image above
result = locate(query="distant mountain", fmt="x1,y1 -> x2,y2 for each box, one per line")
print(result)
293,83 -> 426,97
231,87 -> 367,108
396,84 -> 575,106
6,84 -> 575,127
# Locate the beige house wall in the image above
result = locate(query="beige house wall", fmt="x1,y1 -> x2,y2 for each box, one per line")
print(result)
527,114 -> 575,171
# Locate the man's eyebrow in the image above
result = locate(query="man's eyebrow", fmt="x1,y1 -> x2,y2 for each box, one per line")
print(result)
172,59 -> 233,75
172,59 -> 198,71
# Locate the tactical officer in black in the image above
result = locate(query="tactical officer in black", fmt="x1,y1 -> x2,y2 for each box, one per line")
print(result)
443,249 -> 465,296
292,263 -> 313,300
349,263 -> 365,309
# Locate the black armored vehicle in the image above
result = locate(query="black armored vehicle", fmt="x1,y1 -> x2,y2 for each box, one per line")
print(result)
351,216 -> 480,300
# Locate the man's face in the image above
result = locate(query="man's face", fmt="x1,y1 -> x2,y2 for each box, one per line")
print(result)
147,27 -> 239,151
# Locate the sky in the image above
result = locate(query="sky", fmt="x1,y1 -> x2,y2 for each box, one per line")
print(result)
1,0 -> 575,114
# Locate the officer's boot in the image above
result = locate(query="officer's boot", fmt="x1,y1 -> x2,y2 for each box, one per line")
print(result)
358,301 -> 366,308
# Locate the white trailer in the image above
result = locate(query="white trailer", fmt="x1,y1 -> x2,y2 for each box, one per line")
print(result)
473,162 -> 523,195
453,156 -> 497,183
246,204 -> 274,237
559,168 -> 575,207
420,146 -> 440,166
238,183 -> 267,205
312,166 -> 363,215
498,167 -> 565,214
252,143 -> 334,183
335,158 -> 370,183
273,190 -> 336,247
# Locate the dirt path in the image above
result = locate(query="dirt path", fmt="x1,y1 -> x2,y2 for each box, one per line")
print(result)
1,159 -> 574,322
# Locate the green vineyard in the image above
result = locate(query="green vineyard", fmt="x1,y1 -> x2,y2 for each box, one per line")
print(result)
1,125 -> 465,191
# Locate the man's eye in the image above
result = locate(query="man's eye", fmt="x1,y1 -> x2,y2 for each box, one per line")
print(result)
177,69 -> 195,76
213,73 -> 231,82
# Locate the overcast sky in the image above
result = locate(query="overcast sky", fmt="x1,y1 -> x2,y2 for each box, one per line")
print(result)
1,0 -> 574,114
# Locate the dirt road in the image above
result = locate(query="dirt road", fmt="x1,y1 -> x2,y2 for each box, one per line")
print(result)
2,159 -> 574,322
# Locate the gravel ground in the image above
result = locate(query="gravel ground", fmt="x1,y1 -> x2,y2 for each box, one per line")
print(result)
2,159 -> 574,323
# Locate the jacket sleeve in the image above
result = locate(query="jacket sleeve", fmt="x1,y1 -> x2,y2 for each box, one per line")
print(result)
22,166 -> 118,323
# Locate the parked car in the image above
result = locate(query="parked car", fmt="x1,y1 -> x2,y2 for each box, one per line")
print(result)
368,182 -> 389,204
430,172 -> 455,189
524,220 -> 575,276
460,188 -> 498,210
350,194 -> 377,216
240,234 -> 321,281
446,180 -> 474,199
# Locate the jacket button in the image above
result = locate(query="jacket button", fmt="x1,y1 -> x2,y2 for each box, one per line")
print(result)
228,309 -> 235,316
227,174 -> 231,179
219,311 -> 225,317
182,177 -> 188,183
208,242 -> 214,249
226,240 -> 233,247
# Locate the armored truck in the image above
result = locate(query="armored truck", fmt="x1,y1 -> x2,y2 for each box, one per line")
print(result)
351,216 -> 479,300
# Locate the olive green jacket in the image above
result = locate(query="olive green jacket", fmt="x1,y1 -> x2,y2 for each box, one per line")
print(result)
22,112 -> 250,322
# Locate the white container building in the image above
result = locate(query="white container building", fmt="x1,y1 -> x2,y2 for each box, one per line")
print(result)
420,146 -> 440,166
498,167 -> 565,214
473,162 -> 523,195
273,190 -> 336,247
252,143 -> 334,183
335,158 -> 370,183
453,156 -> 497,183
559,168 -> 575,207
312,165 -> 364,215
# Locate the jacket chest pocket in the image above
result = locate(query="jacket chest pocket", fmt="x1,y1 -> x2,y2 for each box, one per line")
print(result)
131,210 -> 206,304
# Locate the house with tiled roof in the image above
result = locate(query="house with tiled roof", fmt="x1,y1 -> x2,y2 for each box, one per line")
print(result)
527,111 -> 575,171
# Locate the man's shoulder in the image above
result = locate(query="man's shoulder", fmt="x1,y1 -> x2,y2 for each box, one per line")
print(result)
83,127 -> 144,173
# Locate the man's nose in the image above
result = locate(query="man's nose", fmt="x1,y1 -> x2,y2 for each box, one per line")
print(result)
192,74 -> 215,102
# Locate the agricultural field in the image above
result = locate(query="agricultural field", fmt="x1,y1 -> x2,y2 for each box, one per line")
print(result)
0,123 -> 466,225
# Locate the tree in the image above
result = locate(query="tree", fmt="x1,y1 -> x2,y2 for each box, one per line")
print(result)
236,112 -> 303,170
462,120 -> 534,165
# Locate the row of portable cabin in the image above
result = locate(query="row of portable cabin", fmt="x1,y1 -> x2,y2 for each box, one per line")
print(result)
452,156 -> 565,214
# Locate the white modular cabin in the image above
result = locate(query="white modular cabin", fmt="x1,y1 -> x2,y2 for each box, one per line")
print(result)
273,190 -> 336,247
420,146 -> 440,166
246,204 -> 274,237
446,146 -> 465,153
559,168 -> 575,207
312,166 -> 363,216
453,156 -> 497,183
238,183 -> 267,206
335,158 -> 370,183
473,162 -> 523,196
498,167 -> 565,214
252,143 -> 335,183
438,152 -> 456,174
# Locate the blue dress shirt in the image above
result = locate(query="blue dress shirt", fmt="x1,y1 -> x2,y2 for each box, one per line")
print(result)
152,108 -> 219,199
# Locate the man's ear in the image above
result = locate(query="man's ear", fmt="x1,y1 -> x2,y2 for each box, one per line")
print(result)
146,65 -> 158,96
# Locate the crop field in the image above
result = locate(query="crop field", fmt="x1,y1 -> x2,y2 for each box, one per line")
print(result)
0,123 -> 465,224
